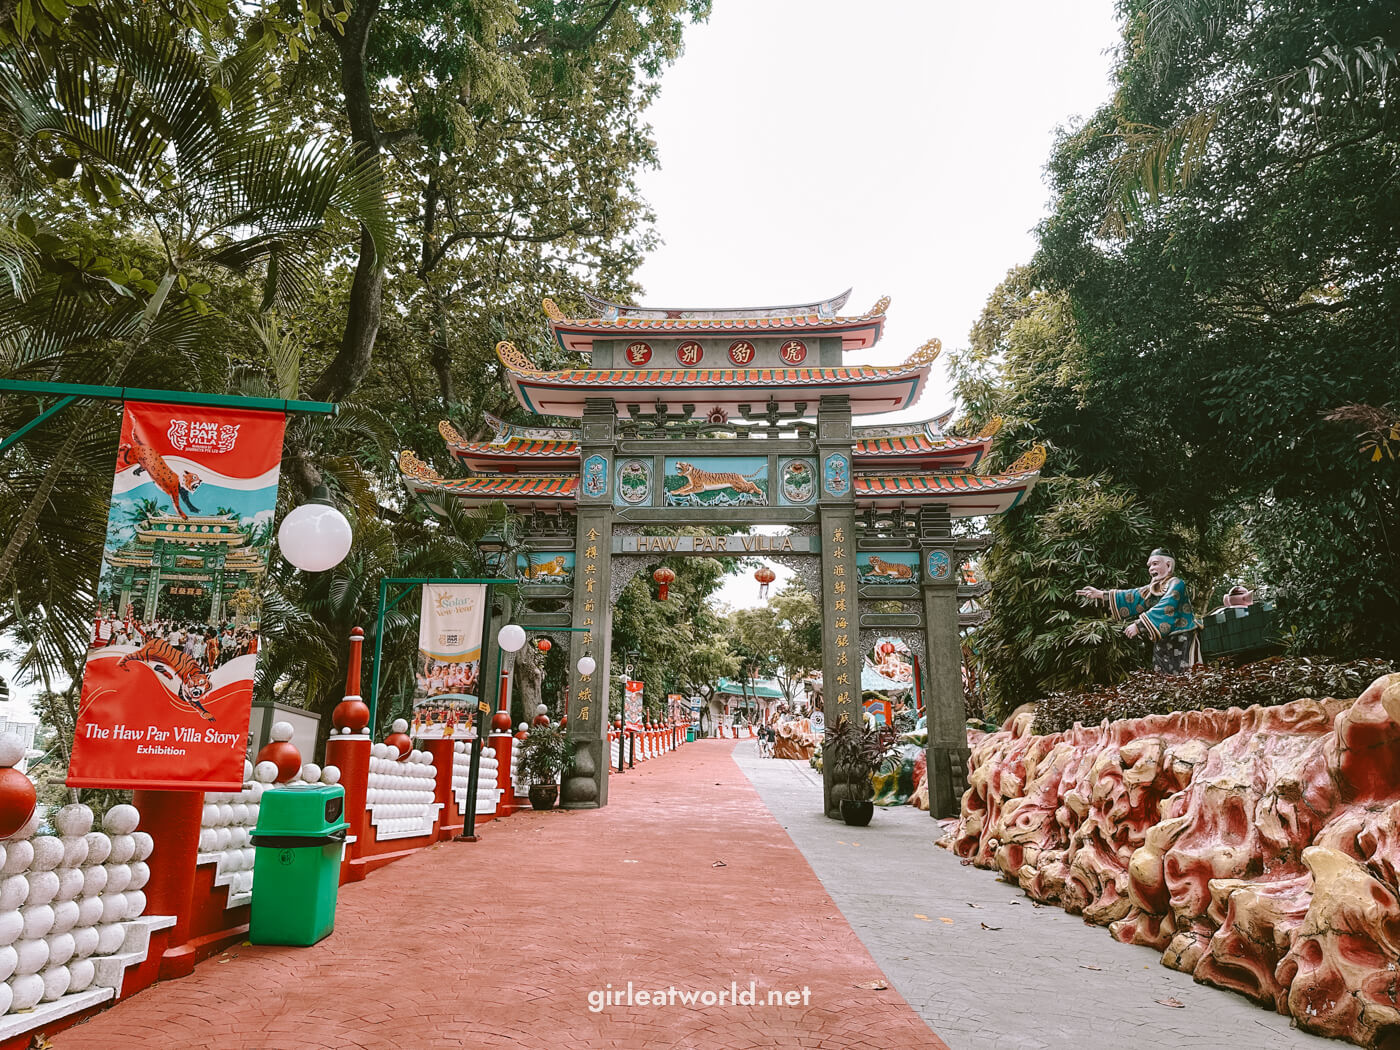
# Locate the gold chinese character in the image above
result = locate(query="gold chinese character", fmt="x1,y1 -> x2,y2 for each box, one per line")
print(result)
834,599 -> 847,612
832,527 -> 845,543
585,563 -> 596,574
729,340 -> 755,364
578,687 -> 592,702
584,601 -> 594,613
834,581 -> 846,594
585,579 -> 594,593
836,673 -> 849,685
835,617 -> 847,629
837,652 -> 848,666
832,547 -> 845,559
833,565 -> 845,577
836,692 -> 850,705
585,545 -> 598,558
579,705 -> 591,721
836,634 -> 848,648
780,339 -> 806,363
588,528 -> 599,541
583,617 -> 594,627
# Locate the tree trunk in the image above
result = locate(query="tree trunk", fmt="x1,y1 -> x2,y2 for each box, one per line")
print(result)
306,0 -> 385,406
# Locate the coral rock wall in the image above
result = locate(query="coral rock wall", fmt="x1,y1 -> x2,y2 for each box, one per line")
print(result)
952,674 -> 1400,1047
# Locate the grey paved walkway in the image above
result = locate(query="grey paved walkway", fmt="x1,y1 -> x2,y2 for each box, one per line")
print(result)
732,740 -> 1333,1050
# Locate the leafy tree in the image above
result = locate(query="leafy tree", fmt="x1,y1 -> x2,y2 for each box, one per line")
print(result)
0,0 -> 387,682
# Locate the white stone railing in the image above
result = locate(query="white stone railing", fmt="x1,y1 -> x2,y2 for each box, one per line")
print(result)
0,802 -> 173,1034
367,744 -> 439,840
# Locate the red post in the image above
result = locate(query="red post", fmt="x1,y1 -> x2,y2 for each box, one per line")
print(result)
328,626 -> 372,881
490,732 -> 515,814
133,788 -> 204,980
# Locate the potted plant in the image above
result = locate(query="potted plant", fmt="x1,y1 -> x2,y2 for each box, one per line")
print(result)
826,713 -> 896,826
515,722 -> 573,809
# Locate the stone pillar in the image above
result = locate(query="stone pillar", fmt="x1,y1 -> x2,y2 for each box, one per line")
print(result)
919,505 -> 970,817
208,551 -> 225,623
144,541 -> 164,619
562,398 -> 616,809
816,395 -> 858,817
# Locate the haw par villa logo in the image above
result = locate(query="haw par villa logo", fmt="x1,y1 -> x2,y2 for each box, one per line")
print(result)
167,419 -> 241,454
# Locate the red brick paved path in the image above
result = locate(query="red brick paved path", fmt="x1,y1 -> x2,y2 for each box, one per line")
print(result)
59,739 -> 948,1050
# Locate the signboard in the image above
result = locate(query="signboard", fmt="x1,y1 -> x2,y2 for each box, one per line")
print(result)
411,583 -> 487,738
624,679 -> 644,731
615,534 -> 819,554
68,401 -> 286,791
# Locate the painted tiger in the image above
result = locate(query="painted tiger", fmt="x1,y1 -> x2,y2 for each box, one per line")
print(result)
118,639 -> 216,721
117,436 -> 201,519
864,555 -> 914,579
528,555 -> 569,579
671,462 -> 766,500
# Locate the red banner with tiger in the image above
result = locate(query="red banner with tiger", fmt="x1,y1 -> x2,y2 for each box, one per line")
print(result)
67,401 -> 287,791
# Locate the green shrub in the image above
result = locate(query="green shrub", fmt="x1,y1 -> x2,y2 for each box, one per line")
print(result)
1030,657 -> 1394,736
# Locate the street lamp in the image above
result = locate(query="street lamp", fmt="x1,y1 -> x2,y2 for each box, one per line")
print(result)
576,654 -> 596,676
277,484 -> 352,572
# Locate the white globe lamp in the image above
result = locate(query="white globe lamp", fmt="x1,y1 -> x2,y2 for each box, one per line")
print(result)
497,623 -> 526,654
576,654 -> 596,677
277,486 -> 352,573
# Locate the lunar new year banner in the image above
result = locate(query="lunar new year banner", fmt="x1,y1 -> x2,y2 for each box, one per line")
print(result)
411,584 -> 486,739
67,402 -> 286,791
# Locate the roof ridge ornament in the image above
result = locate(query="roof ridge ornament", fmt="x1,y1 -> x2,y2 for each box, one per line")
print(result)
869,295 -> 891,317
542,298 -> 565,321
902,337 -> 942,368
1005,444 -> 1047,475
438,419 -> 467,446
398,449 -> 445,483
496,340 -> 541,374
978,416 -> 1004,439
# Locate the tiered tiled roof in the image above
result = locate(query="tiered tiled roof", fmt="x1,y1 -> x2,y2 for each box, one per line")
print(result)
398,450 -> 576,504
851,418 -> 1002,471
854,446 -> 1046,516
582,289 -> 852,320
495,340 -> 929,418
544,295 -> 889,352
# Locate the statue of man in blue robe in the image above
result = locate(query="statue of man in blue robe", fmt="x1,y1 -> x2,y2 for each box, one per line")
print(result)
1076,548 -> 1202,673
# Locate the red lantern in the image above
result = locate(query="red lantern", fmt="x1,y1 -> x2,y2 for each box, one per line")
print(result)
755,565 -> 776,599
536,637 -> 552,653
653,566 -> 676,601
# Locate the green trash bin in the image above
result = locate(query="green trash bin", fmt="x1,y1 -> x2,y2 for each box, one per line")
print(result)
686,726 -> 695,743
249,783 -> 348,946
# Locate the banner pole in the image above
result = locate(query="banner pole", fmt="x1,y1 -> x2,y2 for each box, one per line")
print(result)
369,577 -> 390,735
458,582 -> 494,842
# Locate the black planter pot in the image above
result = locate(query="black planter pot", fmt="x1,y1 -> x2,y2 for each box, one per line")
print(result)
840,799 -> 874,827
528,784 -> 559,810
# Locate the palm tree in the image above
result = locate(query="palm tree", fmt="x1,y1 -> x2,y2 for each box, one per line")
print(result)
0,0 -> 390,684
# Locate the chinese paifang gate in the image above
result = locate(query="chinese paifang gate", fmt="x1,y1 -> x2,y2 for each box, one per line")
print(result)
396,290 -> 1045,818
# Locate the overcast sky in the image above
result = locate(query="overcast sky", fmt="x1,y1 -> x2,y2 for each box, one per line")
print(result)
638,1 -> 1122,610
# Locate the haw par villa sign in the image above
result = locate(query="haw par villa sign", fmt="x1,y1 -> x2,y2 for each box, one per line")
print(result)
615,534 -> 817,554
